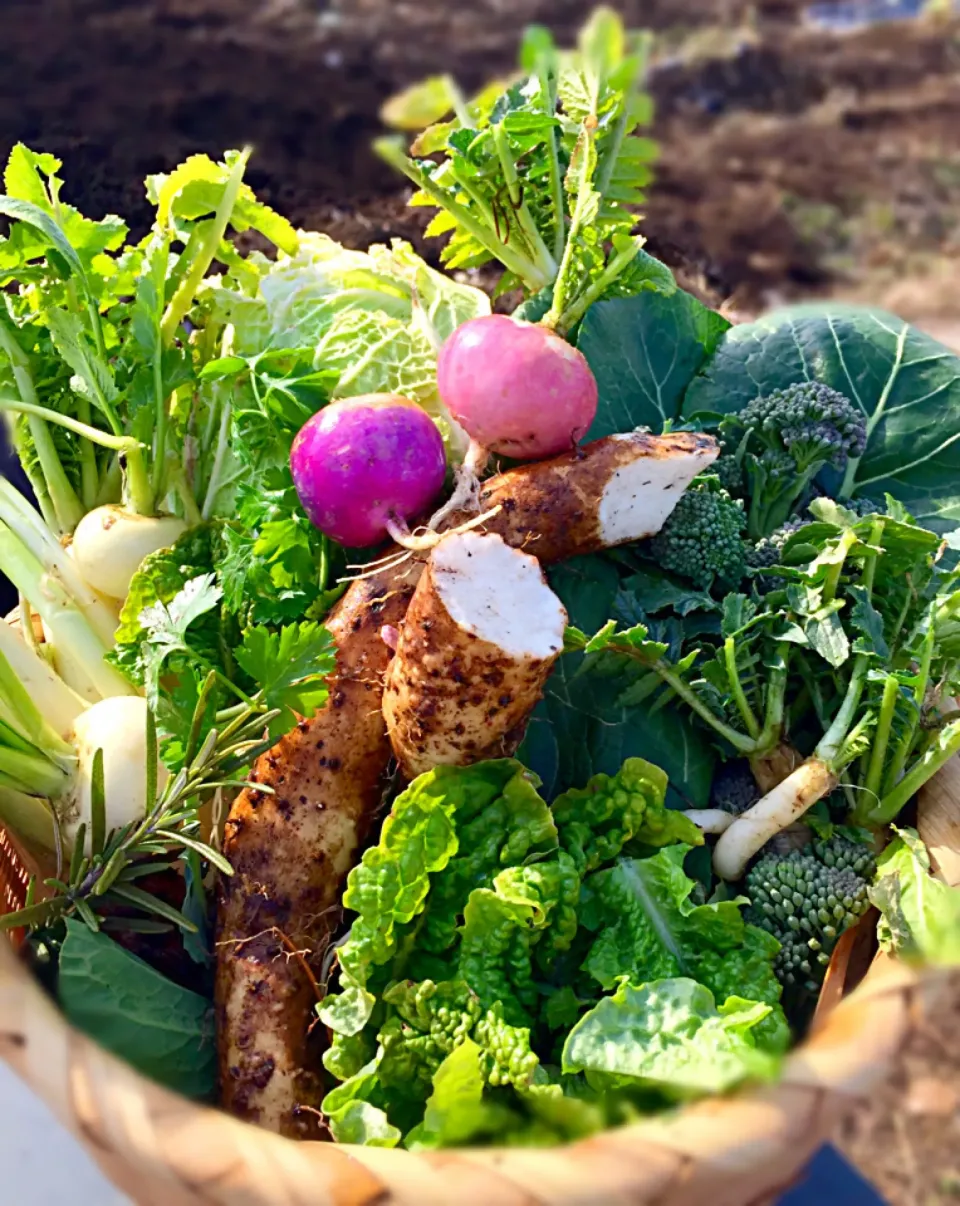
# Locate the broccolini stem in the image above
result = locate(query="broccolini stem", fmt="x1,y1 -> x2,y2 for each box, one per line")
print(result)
652,659 -> 758,755
881,623 -> 934,799
816,653 -> 870,768
821,529 -> 858,606
870,719 -> 960,825
724,635 -> 761,740
860,673 -> 901,812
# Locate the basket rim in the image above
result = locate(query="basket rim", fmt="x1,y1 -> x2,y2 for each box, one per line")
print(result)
0,931 -> 943,1206
1,762 -> 957,1204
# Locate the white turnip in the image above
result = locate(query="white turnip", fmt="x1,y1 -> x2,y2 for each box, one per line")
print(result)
290,394 -> 447,548
436,315 -> 598,460
60,695 -> 168,852
71,505 -> 189,602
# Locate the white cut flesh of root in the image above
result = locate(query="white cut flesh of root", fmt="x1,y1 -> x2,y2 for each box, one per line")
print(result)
60,695 -> 168,853
683,809 -> 735,836
71,505 -> 188,601
712,758 -> 837,881
383,531 -> 567,779
598,432 -> 720,545
434,531 -> 567,661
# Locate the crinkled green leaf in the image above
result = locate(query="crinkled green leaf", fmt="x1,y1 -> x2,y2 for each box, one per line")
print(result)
871,827 -> 960,966
562,977 -> 780,1096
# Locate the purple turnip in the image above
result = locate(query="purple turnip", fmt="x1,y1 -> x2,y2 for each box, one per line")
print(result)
290,394 -> 447,548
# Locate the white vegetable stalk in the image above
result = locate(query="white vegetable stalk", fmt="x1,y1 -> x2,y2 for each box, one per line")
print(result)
713,759 -> 838,881
0,478 -> 119,646
683,809 -> 735,837
0,619 -> 86,738
0,516 -> 136,702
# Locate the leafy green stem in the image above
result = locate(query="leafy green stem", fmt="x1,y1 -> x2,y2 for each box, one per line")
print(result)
160,148 -> 251,346
724,635 -> 761,739
556,235 -> 643,333
858,673 -> 901,817
0,315 -> 83,533
0,397 -> 140,453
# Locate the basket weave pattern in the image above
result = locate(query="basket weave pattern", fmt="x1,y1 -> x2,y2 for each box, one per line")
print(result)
0,777 -> 956,1205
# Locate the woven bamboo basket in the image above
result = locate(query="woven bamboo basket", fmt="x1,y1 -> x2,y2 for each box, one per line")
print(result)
0,762 -> 956,1206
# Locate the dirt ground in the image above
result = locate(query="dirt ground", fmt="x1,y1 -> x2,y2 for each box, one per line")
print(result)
3,1 -> 960,1201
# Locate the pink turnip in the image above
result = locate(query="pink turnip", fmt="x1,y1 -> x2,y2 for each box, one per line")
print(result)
436,315 -> 598,461
290,395 -> 446,548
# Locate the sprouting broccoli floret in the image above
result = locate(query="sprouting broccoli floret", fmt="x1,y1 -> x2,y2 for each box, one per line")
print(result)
745,518 -> 805,593
841,495 -> 888,519
650,476 -> 747,590
712,452 -> 745,498
709,759 -> 761,816
745,836 -> 875,998
720,382 -> 867,540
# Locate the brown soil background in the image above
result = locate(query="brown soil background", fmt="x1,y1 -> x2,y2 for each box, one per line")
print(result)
3,1 -> 960,1201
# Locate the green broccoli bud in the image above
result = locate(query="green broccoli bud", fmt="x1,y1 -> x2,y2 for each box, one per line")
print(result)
713,452 -> 745,498
745,839 -> 873,998
746,518 -> 805,593
709,759 -> 761,816
649,475 -> 747,590
721,382 -> 867,540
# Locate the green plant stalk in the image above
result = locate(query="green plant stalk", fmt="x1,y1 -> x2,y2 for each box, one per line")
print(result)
556,235 -> 643,333
490,122 -> 558,285
724,635 -> 761,739
376,139 -> 551,289
160,149 -> 251,346
0,747 -> 70,799
861,673 -> 901,808
882,625 -> 934,798
871,720 -> 960,825
821,528 -> 858,605
74,394 -> 100,511
652,659 -> 758,755
816,654 -> 870,769
0,786 -> 56,854
0,317 -> 82,534
150,322 -> 168,501
0,397 -> 140,453
535,62 -> 566,264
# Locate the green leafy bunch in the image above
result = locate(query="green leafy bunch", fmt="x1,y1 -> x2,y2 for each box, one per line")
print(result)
0,144 -> 297,533
319,758 -> 787,1149
377,7 -> 659,331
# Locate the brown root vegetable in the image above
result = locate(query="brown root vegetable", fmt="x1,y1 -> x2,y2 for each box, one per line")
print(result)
215,568 -> 417,1138
215,429 -> 717,1136
383,531 -> 567,779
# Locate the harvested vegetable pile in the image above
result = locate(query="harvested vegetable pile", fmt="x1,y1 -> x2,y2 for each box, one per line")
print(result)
0,5 -> 959,1154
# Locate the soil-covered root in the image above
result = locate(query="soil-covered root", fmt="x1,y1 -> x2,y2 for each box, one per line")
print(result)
215,429 -> 717,1136
215,567 -> 418,1138
383,531 -> 567,779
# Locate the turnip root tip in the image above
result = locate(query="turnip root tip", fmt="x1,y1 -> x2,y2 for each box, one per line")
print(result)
383,531 -> 567,779
683,809 -> 735,836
